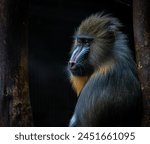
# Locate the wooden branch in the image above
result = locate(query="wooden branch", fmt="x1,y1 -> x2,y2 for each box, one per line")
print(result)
0,0 -> 33,126
133,0 -> 150,126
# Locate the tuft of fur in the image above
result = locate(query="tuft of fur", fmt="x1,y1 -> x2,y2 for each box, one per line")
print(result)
76,13 -> 122,37
70,75 -> 89,96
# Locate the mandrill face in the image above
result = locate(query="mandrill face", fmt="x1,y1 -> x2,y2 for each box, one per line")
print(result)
68,35 -> 94,76
68,13 -> 121,76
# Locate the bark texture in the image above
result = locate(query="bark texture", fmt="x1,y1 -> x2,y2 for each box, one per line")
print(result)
133,0 -> 150,126
0,0 -> 32,126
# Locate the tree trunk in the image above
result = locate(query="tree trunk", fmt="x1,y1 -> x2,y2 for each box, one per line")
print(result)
133,0 -> 150,126
0,0 -> 33,126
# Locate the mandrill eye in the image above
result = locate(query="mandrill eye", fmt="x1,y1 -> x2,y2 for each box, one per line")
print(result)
77,39 -> 82,45
84,39 -> 92,47
85,41 -> 90,47
75,36 -> 93,47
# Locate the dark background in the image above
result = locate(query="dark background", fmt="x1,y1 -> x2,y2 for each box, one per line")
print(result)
29,0 -> 133,126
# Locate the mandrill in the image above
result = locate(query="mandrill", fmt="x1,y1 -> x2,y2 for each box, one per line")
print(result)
67,13 -> 142,126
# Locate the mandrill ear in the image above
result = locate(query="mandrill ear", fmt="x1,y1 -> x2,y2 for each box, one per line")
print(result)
105,18 -> 123,40
107,18 -> 122,33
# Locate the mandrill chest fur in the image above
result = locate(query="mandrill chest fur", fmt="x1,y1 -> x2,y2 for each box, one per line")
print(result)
70,75 -> 89,96
67,13 -> 142,127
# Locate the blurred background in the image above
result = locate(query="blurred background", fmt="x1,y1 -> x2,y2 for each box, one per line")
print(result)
29,0 -> 133,126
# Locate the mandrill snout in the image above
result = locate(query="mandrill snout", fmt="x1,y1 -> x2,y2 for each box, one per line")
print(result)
68,61 -> 76,70
68,46 -> 90,76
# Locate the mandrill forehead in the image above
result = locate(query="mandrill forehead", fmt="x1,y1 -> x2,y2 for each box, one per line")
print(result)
76,13 -> 122,38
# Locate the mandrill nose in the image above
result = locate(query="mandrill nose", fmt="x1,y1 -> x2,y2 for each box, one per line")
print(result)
68,61 -> 77,70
